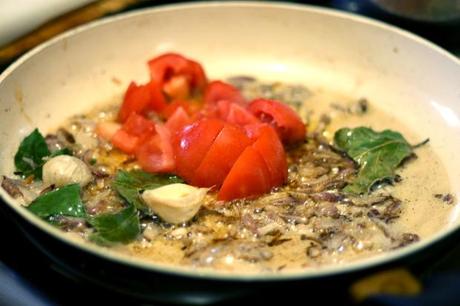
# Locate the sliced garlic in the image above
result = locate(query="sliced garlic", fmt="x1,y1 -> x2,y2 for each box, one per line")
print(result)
42,155 -> 93,187
141,183 -> 207,224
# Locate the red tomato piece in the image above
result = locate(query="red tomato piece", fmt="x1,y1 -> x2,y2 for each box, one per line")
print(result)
121,113 -> 155,136
225,103 -> 260,127
118,82 -> 154,122
203,81 -> 245,106
165,107 -> 192,135
251,124 -> 288,186
136,124 -> 175,173
161,99 -> 201,119
218,146 -> 271,201
247,98 -> 306,144
192,124 -> 251,188
148,53 -> 207,96
95,122 -> 121,141
173,118 -> 225,182
111,129 -> 139,154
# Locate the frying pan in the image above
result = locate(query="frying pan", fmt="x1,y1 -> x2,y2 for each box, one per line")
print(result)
0,2 -> 459,303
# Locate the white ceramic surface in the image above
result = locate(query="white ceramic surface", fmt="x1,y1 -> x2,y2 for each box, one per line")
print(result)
0,2 -> 460,280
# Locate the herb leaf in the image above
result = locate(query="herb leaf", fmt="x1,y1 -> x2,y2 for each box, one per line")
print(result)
334,127 -> 413,194
14,129 -> 50,179
27,184 -> 86,219
14,129 -> 71,179
88,203 -> 140,245
112,170 -> 183,211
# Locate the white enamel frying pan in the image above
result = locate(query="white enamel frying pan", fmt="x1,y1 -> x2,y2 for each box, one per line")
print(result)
0,1 -> 460,302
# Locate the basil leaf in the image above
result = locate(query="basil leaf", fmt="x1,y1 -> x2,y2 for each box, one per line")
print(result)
112,170 -> 183,211
334,127 -> 413,194
28,184 -> 86,219
88,203 -> 140,245
14,129 -> 71,179
14,129 -> 50,179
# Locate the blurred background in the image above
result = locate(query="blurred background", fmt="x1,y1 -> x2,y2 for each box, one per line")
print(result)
0,1 -> 459,306
1,0 -> 459,70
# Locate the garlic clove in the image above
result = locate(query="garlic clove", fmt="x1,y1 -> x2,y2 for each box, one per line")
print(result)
141,183 -> 207,224
42,155 -> 93,187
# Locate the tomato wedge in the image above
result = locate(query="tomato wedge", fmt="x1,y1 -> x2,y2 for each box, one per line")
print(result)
118,82 -> 154,122
136,124 -> 175,173
192,123 -> 251,188
173,118 -> 225,182
218,146 -> 271,201
203,81 -> 245,106
165,107 -> 192,135
225,103 -> 260,126
248,98 -> 306,144
148,53 -> 207,97
251,124 -> 287,186
111,129 -> 139,154
121,113 -> 155,136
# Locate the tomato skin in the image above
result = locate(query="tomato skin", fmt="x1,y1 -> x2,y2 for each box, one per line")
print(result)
192,124 -> 251,188
218,146 -> 271,201
136,124 -> 175,173
247,98 -> 306,144
118,82 -> 155,122
173,118 -> 225,182
203,81 -> 245,106
251,124 -> 288,186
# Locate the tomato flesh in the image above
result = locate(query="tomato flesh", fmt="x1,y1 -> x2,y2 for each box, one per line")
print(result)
165,107 -> 192,135
136,124 -> 175,173
192,124 -> 251,188
248,98 -> 306,144
204,81 -> 245,106
218,146 -> 271,201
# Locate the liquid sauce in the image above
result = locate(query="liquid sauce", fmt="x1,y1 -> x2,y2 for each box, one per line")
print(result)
59,79 -> 453,274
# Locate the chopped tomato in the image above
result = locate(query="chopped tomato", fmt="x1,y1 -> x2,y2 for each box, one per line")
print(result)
111,129 -> 139,154
192,124 -> 251,188
173,118 -> 225,182
136,124 -> 175,173
165,107 -> 192,134
248,98 -> 306,144
95,122 -> 121,141
163,75 -> 190,100
161,100 -> 201,119
218,146 -> 271,201
251,124 -> 288,186
148,53 -> 207,99
225,103 -> 260,126
118,81 -> 167,122
203,81 -> 245,106
121,113 -> 155,136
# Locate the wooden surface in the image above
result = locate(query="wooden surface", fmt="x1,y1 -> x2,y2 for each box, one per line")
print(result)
0,0 -> 139,66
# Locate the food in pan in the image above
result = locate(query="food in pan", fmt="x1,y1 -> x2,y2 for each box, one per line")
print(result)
2,53 -> 453,273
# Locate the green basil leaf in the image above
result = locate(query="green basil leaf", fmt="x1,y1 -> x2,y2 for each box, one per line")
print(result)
14,129 -> 72,179
27,184 -> 86,219
334,127 -> 413,194
88,203 -> 140,245
14,129 -> 50,179
112,170 -> 183,211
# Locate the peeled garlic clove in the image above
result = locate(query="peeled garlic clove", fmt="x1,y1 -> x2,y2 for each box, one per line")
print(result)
42,155 -> 93,187
141,183 -> 207,224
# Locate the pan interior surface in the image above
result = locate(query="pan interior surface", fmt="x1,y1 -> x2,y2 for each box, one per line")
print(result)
0,2 -> 459,280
